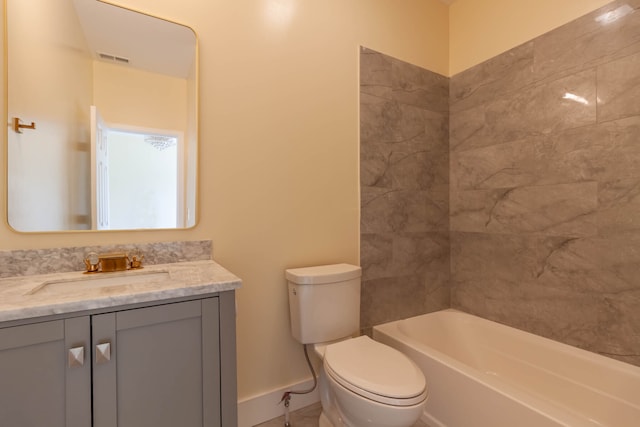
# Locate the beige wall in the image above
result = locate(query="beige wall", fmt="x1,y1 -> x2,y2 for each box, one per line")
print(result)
1,0 -> 447,400
6,0 -> 92,231
449,0 -> 612,75
93,61 -> 187,130
0,0 -> 621,404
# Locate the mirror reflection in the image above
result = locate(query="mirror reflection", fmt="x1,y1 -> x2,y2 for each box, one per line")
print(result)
7,0 -> 198,232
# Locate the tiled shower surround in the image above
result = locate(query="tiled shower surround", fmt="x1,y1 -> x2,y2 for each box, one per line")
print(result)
359,47 -> 451,329
361,0 -> 640,365
450,0 -> 640,365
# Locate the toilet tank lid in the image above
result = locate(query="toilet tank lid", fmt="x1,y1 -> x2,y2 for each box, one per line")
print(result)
285,263 -> 361,285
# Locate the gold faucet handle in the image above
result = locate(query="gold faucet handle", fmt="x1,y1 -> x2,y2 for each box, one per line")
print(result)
84,252 -> 100,273
128,252 -> 144,269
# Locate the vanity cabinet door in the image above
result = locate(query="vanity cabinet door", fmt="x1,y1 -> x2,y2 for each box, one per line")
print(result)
92,298 -> 221,427
0,317 -> 91,427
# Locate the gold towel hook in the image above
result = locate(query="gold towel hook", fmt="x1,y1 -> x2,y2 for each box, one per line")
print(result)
13,117 -> 36,133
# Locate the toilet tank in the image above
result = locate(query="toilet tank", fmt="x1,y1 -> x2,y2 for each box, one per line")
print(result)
286,264 -> 361,344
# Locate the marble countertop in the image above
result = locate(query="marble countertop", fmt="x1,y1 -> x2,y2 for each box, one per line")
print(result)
0,260 -> 241,323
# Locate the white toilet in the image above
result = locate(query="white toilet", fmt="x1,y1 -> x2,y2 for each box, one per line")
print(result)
286,263 -> 428,427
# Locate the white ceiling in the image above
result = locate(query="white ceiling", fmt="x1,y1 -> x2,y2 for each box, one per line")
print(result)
72,0 -> 196,79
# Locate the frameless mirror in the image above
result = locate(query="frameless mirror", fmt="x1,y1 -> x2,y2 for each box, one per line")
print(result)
6,0 -> 198,231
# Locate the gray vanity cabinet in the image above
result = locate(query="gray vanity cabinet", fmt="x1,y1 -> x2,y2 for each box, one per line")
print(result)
0,316 -> 92,427
0,293 -> 237,427
92,298 -> 220,427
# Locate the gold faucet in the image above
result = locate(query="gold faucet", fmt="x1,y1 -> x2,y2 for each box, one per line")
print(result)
99,253 -> 129,272
83,251 -> 144,273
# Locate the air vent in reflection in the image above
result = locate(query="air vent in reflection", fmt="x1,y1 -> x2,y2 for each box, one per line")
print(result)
98,52 -> 130,64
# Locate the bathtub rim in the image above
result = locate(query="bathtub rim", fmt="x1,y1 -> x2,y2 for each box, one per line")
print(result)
373,309 -> 640,427
375,308 -> 640,379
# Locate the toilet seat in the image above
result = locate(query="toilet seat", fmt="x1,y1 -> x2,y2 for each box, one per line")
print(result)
323,336 -> 427,407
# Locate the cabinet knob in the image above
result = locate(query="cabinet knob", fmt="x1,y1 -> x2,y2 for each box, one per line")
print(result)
96,342 -> 111,364
68,346 -> 85,368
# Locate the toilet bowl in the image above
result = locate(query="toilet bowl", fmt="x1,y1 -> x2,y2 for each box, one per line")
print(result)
317,336 -> 427,427
286,264 -> 428,427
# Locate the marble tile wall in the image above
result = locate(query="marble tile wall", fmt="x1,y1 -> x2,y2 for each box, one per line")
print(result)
360,47 -> 450,329
450,0 -> 640,365
0,240 -> 212,279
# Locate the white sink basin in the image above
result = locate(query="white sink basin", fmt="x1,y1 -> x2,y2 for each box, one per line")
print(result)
26,271 -> 170,296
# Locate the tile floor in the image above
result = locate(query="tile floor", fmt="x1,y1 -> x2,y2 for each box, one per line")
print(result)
255,402 -> 431,427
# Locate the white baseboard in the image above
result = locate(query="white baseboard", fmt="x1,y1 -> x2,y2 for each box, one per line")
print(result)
238,378 -> 320,427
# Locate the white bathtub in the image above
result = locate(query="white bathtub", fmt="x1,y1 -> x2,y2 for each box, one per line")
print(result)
373,309 -> 640,427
